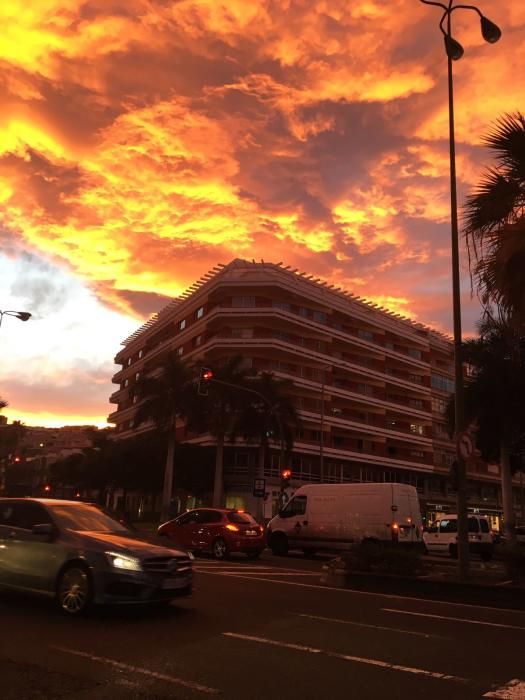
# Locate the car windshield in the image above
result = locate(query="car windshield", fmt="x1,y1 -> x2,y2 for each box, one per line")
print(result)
49,504 -> 130,534
227,512 -> 257,525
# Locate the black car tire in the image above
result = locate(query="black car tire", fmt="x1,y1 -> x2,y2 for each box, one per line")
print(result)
56,564 -> 93,616
212,537 -> 229,560
270,533 -> 289,556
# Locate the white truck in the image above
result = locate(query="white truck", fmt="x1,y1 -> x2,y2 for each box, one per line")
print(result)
267,483 -> 423,556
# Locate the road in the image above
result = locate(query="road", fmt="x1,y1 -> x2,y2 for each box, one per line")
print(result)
1,551 -> 524,700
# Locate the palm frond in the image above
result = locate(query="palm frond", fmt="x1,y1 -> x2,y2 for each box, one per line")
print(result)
482,112 -> 525,181
463,169 -> 521,239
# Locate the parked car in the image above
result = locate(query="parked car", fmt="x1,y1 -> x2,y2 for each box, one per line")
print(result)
158,508 -> 265,560
267,483 -> 423,556
495,526 -> 525,546
0,498 -> 193,615
423,514 -> 493,560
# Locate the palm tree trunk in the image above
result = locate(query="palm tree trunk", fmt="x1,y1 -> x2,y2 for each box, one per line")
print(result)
500,441 -> 516,546
160,432 -> 176,522
212,433 -> 224,507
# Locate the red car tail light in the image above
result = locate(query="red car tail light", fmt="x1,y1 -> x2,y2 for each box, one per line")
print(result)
226,523 -> 240,532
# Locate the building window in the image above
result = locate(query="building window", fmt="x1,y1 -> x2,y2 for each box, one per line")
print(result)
408,398 -> 423,409
232,328 -> 254,338
232,296 -> 256,307
195,306 -> 204,319
133,395 -> 138,404
193,335 -> 202,347
408,373 -> 423,384
410,423 -> 424,435
410,450 -> 425,458
385,341 -> 395,351
124,379 -> 129,388
358,329 -> 374,342
432,396 -> 447,414
177,346 -> 184,356
313,311 -> 327,323
272,300 -> 291,312
356,383 -> 374,396
135,372 -> 141,381
408,348 -> 422,360
179,319 -> 186,330
127,357 -> 132,366
299,307 -> 310,318
138,349 -> 143,359
431,373 -> 455,393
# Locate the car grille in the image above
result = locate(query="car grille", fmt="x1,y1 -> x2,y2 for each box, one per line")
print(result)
142,555 -> 192,574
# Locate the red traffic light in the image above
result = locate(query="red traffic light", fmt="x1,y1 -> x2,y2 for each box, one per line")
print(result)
281,469 -> 291,481
44,485 -> 51,493
13,456 -> 21,463
202,369 -> 213,381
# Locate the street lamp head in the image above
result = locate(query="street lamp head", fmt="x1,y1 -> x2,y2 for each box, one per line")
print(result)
15,312 -> 31,322
444,34 -> 464,60
480,16 -> 502,44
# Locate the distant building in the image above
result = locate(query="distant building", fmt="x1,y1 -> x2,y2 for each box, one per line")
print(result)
0,423 -> 97,497
108,259 -> 509,526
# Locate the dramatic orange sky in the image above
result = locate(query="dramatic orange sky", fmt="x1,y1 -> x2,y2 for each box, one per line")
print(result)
1,0 -> 523,427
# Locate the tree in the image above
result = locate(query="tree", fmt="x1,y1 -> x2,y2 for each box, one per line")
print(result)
237,372 -> 299,521
459,314 -> 525,546
133,352 -> 193,521
464,112 -> 525,322
190,355 -> 253,508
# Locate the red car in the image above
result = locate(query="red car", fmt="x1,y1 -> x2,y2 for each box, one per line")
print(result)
158,508 -> 265,560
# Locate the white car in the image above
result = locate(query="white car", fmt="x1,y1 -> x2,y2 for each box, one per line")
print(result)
423,514 -> 493,560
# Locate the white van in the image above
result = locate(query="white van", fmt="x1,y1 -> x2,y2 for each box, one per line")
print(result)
266,483 -> 423,556
423,514 -> 493,560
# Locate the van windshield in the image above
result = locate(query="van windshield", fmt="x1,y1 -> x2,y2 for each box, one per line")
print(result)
281,496 -> 307,517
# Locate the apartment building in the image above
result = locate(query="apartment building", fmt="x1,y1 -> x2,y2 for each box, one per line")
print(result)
108,259 -> 506,524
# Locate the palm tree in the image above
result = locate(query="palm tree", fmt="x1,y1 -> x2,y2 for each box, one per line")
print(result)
238,372 -> 299,521
133,352 -> 193,522
190,356 -> 253,508
464,112 -> 525,321
460,314 -> 525,547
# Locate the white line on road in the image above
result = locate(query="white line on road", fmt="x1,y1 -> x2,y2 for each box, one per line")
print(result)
483,679 -> 525,698
382,609 -> 525,631
297,613 -> 449,639
220,571 -> 320,577
199,570 -> 525,616
222,632 -> 468,684
51,646 -> 221,695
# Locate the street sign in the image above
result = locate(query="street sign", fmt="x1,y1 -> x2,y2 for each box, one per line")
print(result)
253,478 -> 266,498
456,431 -> 474,460
278,491 -> 290,510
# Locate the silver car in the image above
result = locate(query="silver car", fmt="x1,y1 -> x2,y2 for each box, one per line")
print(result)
0,498 -> 193,615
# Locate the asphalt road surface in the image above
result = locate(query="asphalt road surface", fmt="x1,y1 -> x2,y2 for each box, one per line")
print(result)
1,551 -> 524,700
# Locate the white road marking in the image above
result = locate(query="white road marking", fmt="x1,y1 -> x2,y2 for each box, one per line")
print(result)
483,679 -> 525,698
222,632 -> 468,683
52,646 -> 221,695
382,609 -> 525,631
297,613 -> 449,639
198,570 -> 525,616
221,571 -> 319,577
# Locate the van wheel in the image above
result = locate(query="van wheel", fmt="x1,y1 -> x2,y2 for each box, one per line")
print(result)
270,533 -> 289,556
449,544 -> 458,559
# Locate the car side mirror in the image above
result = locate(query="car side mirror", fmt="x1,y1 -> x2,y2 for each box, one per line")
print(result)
32,523 -> 55,539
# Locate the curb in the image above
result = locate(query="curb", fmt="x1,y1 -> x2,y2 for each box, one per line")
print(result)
321,568 -> 525,610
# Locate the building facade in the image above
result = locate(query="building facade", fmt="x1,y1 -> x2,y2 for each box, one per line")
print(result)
108,259 -> 513,526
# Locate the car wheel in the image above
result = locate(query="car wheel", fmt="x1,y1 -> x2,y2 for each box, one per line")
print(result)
212,537 -> 229,560
246,550 -> 262,560
270,533 -> 289,556
449,543 -> 458,559
57,564 -> 92,615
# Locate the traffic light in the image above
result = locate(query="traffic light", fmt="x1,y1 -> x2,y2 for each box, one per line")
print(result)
43,484 -> 51,493
281,469 -> 291,489
198,367 -> 214,395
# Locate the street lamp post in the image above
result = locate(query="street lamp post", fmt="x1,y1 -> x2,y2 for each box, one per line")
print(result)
0,310 -> 32,330
419,0 -> 501,580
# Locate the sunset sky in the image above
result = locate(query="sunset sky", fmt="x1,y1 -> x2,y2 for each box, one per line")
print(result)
1,0 -> 523,428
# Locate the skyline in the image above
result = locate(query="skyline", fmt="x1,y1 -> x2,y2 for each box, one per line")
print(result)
1,0 -> 523,428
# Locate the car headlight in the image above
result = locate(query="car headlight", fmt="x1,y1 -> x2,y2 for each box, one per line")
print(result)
105,551 -> 142,571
